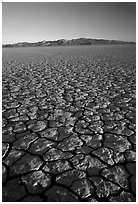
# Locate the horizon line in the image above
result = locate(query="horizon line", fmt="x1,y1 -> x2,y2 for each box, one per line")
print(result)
2,37 -> 136,45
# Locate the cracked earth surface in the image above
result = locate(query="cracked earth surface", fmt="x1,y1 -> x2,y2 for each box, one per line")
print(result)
2,45 -> 136,202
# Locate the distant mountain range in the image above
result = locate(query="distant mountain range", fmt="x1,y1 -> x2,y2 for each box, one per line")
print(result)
2,38 -> 135,48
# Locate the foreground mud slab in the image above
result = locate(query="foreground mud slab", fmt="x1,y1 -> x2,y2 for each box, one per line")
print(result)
2,45 -> 136,202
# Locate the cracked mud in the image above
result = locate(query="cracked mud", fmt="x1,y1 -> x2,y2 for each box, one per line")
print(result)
2,45 -> 136,202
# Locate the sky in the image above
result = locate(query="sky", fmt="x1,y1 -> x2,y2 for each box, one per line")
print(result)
2,2 -> 136,44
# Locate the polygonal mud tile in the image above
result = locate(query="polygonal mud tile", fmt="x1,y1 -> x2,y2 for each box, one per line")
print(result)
43,148 -> 73,161
21,170 -> 51,194
65,116 -> 77,126
28,138 -> 57,155
39,127 -> 59,140
26,119 -> 37,127
56,169 -> 87,186
10,153 -> 43,176
110,191 -> 135,202
104,133 -> 131,153
2,178 -> 27,202
70,154 -> 84,166
74,111 -> 83,118
128,123 -> 136,131
10,115 -> 29,122
45,185 -> 79,202
3,109 -> 19,119
15,131 -> 32,139
71,179 -> 94,199
27,112 -> 37,120
2,133 -> 15,143
113,112 -> 125,120
57,134 -> 83,151
13,124 -> 27,133
2,125 -> 13,135
92,147 -> 115,165
13,133 -> 38,150
88,121 -> 104,134
111,123 -> 134,136
101,113 -> 114,121
75,145 -> 93,154
125,111 -> 136,123
89,176 -> 120,198
17,106 -> 28,115
3,149 -> 25,166
86,102 -> 98,110
103,121 -> 117,131
54,109 -> 63,117
37,112 -> 49,120
121,127 -> 134,137
113,152 -> 125,164
125,150 -> 136,162
48,119 -> 62,128
75,155 -> 106,176
75,120 -> 92,134
80,134 -> 102,149
101,166 -> 129,189
83,112 -> 101,122
57,126 -> 72,141
97,107 -> 111,115
30,121 -> 47,132
43,160 -> 72,174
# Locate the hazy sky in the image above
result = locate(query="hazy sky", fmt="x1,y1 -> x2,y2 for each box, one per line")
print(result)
2,2 -> 136,44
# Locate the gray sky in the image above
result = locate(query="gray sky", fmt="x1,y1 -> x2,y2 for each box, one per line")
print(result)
2,2 -> 136,43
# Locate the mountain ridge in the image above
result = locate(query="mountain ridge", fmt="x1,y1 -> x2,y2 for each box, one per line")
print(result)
2,38 -> 135,48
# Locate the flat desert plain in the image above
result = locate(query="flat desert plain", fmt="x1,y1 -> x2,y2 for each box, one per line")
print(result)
2,44 -> 136,202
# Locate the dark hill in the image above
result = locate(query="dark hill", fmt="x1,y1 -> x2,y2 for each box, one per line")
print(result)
2,38 -> 135,48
